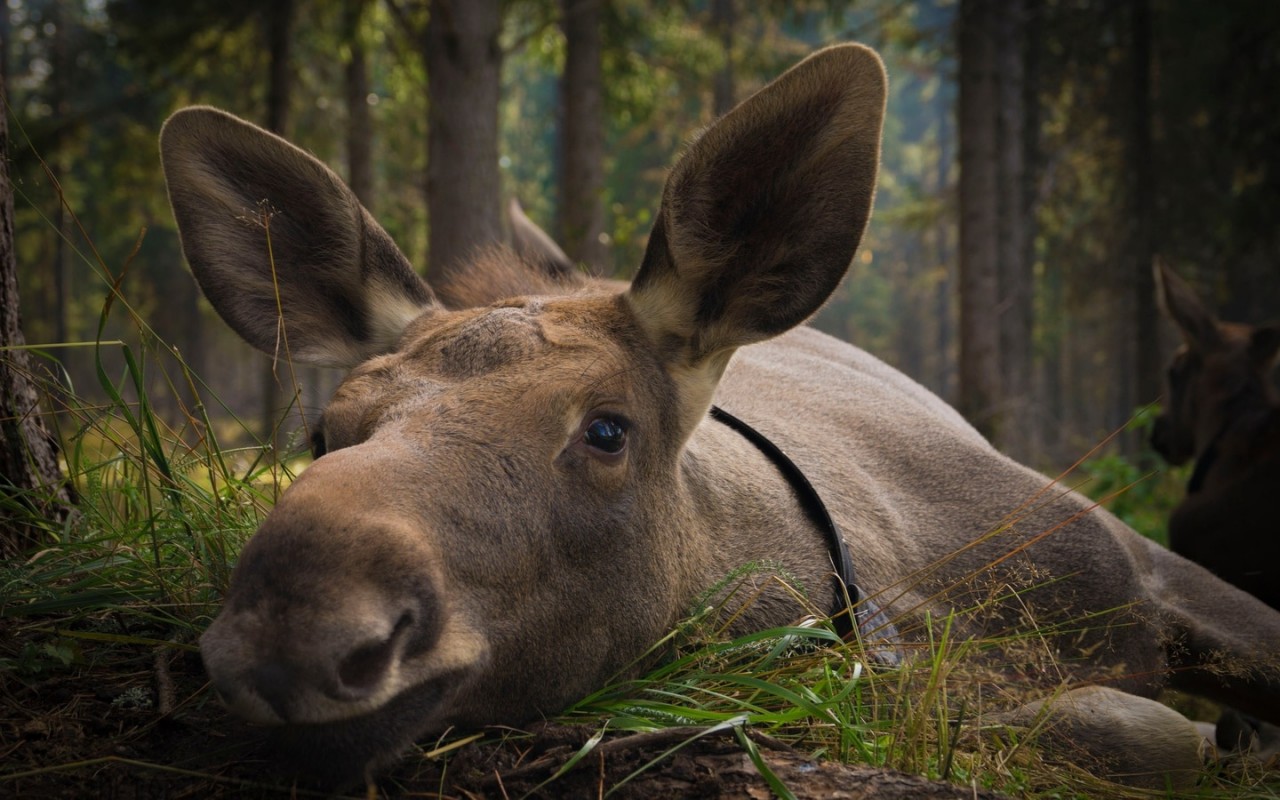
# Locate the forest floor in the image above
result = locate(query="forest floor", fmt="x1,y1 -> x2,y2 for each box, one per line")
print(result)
0,619 -> 1005,800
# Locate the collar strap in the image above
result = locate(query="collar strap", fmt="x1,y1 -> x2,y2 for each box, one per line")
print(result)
1187,424 -> 1227,494
708,405 -> 861,640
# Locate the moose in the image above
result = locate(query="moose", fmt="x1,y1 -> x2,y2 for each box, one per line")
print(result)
161,45 -> 1280,787
1152,261 -> 1280,611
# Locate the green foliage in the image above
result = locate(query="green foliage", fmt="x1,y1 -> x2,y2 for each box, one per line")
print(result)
1077,451 -> 1184,547
0,637 -> 83,677
0,285 -> 287,638
1076,407 -> 1189,547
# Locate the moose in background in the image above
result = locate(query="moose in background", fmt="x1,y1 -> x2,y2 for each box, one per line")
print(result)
1152,261 -> 1280,611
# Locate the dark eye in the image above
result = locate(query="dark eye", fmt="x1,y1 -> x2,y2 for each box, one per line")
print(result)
583,416 -> 627,455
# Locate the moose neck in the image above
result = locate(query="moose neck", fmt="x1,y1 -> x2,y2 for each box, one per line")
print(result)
708,405 -> 861,639
671,407 -> 859,637
1189,398 -> 1280,494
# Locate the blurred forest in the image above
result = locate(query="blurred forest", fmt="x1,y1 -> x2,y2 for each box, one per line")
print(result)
4,0 -> 1280,471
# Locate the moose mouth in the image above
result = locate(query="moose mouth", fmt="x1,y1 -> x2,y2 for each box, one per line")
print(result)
259,676 -> 450,787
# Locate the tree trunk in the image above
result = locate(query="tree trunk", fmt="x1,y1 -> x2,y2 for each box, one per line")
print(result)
557,0 -> 607,272
50,1 -> 69,353
995,0 -> 1031,462
957,0 -> 1002,443
261,0 -> 295,459
345,0 -> 374,208
933,71 -> 954,401
427,0 -> 503,282
1021,0 -> 1043,462
1128,0 -> 1158,422
265,0 -> 293,135
711,0 -> 736,117
0,51 -> 73,557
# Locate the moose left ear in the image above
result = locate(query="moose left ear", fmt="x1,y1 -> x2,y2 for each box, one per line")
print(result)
1250,323 -> 1280,371
161,106 -> 436,368
1154,260 -> 1222,354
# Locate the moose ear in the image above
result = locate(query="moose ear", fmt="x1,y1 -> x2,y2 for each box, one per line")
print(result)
1250,323 -> 1280,372
1154,260 -> 1221,354
160,106 -> 436,368
625,44 -> 886,375
508,198 -> 577,279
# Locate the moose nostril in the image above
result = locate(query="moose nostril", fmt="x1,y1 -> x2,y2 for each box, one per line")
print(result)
336,611 -> 414,694
250,661 -> 297,721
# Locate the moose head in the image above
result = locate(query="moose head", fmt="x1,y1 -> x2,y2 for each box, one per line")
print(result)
163,45 -> 886,780
1152,260 -> 1280,472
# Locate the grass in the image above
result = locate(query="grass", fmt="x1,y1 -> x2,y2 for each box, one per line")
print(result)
1075,406 -> 1191,547
0,283 -> 1274,797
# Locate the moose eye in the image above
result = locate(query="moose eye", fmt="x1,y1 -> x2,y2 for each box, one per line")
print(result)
583,416 -> 628,455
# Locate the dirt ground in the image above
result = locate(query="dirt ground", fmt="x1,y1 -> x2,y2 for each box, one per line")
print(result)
0,628 -> 1008,800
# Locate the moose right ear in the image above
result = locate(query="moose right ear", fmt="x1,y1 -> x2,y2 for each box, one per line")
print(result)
624,44 -> 886,430
160,106 -> 436,369
1249,323 -> 1280,371
1154,260 -> 1222,354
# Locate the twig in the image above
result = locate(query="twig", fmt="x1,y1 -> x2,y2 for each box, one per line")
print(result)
153,645 -> 176,716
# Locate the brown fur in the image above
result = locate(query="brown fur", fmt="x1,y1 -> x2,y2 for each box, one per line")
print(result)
1152,261 -> 1280,609
160,46 -> 1280,787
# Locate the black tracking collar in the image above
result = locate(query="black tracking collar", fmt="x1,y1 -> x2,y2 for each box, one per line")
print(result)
708,405 -> 864,641
1187,431 -> 1223,495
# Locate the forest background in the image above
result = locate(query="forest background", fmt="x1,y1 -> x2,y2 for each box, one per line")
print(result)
6,0 -> 1280,479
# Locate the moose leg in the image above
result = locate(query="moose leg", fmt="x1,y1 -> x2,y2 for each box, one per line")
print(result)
987,686 -> 1206,790
1216,709 -> 1280,763
1143,544 -> 1280,723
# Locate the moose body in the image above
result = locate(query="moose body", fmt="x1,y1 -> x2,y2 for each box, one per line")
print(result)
161,45 -> 1280,786
1153,262 -> 1280,610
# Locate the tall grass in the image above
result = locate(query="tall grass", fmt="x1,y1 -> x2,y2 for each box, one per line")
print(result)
0,338 -> 294,655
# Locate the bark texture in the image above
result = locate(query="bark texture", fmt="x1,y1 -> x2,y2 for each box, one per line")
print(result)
345,0 -> 373,208
260,0 -> 295,459
427,0 -> 503,282
957,0 -> 1002,442
995,0 -> 1031,461
558,0 -> 607,272
0,70 -> 72,557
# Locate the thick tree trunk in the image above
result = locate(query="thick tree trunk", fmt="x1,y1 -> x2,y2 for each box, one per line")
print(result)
1128,0 -> 1158,421
0,64 -> 73,557
711,0 -> 736,117
995,0 -> 1031,462
50,2 -> 69,353
1021,0 -> 1043,461
933,75 -> 954,401
261,0 -> 295,459
345,0 -> 374,208
265,0 -> 293,135
427,0 -> 503,282
557,0 -> 607,272
957,0 -> 1002,443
